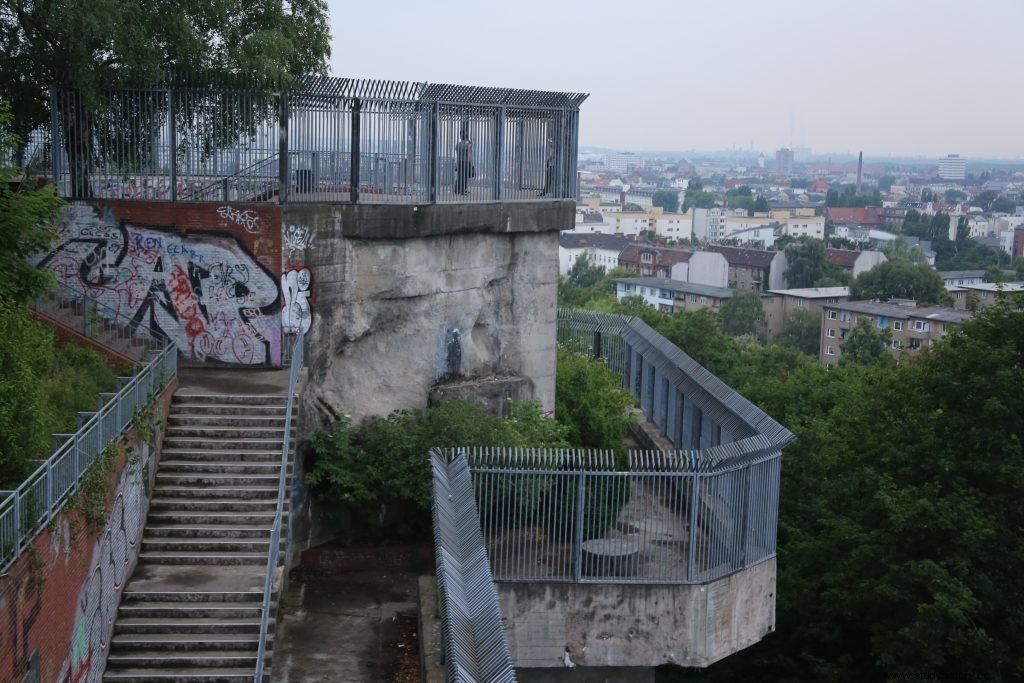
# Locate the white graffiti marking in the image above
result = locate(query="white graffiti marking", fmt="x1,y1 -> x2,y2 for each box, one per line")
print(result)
216,205 -> 261,233
283,224 -> 313,257
281,267 -> 313,335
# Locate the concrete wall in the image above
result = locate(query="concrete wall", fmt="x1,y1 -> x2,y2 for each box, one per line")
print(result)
496,558 -> 776,670
686,252 -> 729,288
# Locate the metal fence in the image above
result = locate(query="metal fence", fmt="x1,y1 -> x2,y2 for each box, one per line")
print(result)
45,77 -> 586,205
0,341 -> 177,572
431,449 -> 517,683
556,308 -> 630,377
448,446 -> 781,585
254,330 -> 304,682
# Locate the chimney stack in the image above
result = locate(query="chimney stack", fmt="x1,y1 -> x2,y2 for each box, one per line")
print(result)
856,152 -> 863,195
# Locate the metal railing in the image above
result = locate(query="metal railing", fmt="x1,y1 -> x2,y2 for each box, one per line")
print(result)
0,335 -> 177,572
430,450 -> 517,683
556,308 -> 630,377
254,330 -> 304,681
46,78 -> 587,205
449,446 -> 780,585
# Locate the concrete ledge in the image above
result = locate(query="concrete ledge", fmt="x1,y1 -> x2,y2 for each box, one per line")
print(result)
284,200 -> 574,240
418,575 -> 445,683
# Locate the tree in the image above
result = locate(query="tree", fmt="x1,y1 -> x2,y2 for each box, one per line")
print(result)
984,265 -> 1006,284
624,202 -> 644,212
992,196 -> 1017,213
652,189 -> 680,213
565,253 -> 604,289
785,238 -> 828,288
849,259 -> 951,306
682,189 -> 716,212
719,288 -> 764,337
878,175 -> 896,191
554,348 -> 635,464
775,308 -> 822,357
687,175 -> 703,191
944,188 -> 967,203
839,316 -> 893,365
0,0 -> 331,191
752,195 -> 769,214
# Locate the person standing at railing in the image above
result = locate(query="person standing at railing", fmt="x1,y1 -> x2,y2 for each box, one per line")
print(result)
455,129 -> 474,196
540,136 -> 555,196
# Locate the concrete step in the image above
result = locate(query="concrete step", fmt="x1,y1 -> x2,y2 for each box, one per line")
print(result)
105,651 -> 264,669
145,526 -> 272,539
164,426 -> 289,439
122,591 -> 264,604
109,633 -> 262,652
161,437 -> 287,451
155,473 -> 282,487
170,402 -> 291,417
149,499 -> 279,513
141,538 -> 273,554
103,668 -> 269,682
113,618 -> 268,635
173,393 -> 289,406
159,449 -> 283,462
167,415 -> 288,428
145,511 -> 277,525
118,602 -> 264,619
138,552 -> 272,566
159,460 -> 290,475
151,486 -> 278,500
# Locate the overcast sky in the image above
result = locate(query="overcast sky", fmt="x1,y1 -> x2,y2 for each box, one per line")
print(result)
326,0 -> 1024,160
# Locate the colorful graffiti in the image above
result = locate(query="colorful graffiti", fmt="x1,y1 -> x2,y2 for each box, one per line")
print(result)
281,267 -> 313,335
35,203 -> 283,365
59,449 -> 147,682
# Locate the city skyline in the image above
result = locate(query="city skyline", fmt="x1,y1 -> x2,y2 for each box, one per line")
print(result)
327,0 -> 1024,160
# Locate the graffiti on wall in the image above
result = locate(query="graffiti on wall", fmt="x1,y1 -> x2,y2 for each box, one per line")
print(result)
36,203 -> 283,365
281,267 -> 313,335
216,206 -> 262,234
283,224 -> 314,259
58,450 -> 147,682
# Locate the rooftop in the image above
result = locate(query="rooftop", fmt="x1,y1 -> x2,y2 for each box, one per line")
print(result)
616,277 -> 733,299
937,270 -> 986,280
559,232 -> 631,251
767,286 -> 850,299
704,244 -> 777,268
824,300 -> 972,324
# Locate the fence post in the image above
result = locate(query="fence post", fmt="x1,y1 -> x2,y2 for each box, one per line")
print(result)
494,106 -> 505,200
49,87 -> 61,194
573,470 -> 586,582
168,86 -> 177,202
687,472 -> 700,581
428,102 -> 439,203
13,491 -> 21,556
593,330 -> 602,361
350,98 -> 361,204
279,91 -> 289,204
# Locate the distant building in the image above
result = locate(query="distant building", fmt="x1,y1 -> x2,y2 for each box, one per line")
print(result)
824,248 -> 887,278
608,152 -> 644,173
947,281 -> 1024,310
615,277 -> 733,314
775,148 -> 794,174
617,245 -> 729,287
762,286 -> 850,340
558,232 -> 630,275
819,301 -> 971,366
692,207 -> 728,242
937,154 -> 966,181
705,244 -> 787,291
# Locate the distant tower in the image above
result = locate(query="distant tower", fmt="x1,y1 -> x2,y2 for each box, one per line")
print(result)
856,152 -> 863,195
938,154 -> 966,181
757,153 -> 765,168
775,148 -> 794,174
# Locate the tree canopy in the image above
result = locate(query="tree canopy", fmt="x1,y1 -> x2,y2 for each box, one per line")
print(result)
719,288 -> 764,337
652,189 -> 680,213
849,258 -> 951,306
0,0 -> 332,141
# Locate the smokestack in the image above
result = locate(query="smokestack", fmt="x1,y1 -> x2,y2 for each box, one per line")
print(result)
856,152 -> 863,195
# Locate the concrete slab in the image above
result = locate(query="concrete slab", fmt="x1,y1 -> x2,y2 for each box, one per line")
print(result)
176,367 -> 291,396
124,564 -> 268,594
271,570 -> 419,682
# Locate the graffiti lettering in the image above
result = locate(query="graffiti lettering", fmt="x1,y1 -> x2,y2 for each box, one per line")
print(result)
283,224 -> 313,258
281,267 -> 313,335
35,203 -> 282,365
217,205 -> 261,233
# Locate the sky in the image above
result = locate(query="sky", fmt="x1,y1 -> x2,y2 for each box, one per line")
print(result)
326,0 -> 1024,160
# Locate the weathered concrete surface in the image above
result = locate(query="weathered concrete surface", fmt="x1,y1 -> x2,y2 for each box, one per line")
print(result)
284,202 -> 567,554
417,575 -> 445,683
271,570 -> 420,682
517,667 -> 654,682
497,558 -> 776,670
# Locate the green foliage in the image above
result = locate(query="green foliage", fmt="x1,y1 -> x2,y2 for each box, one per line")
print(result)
944,188 -> 967,203
984,265 -> 1007,284
652,189 -> 680,213
849,258 -> 951,306
752,195 -> 769,214
306,398 -> 569,539
565,253 -> 604,289
682,189 -> 717,212
878,175 -> 896,191
826,186 -> 883,208
687,175 -> 703,191
719,288 -> 764,337
554,348 -> 635,466
785,238 -> 851,288
0,0 -> 331,143
839,316 -> 893,366
776,308 -> 821,357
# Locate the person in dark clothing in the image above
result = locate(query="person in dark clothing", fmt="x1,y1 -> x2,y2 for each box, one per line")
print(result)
540,137 -> 555,196
455,130 -> 473,195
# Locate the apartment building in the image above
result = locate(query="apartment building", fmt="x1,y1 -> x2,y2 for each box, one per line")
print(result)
948,281 -> 1024,310
819,300 -> 972,367
825,248 -> 888,278
615,277 -> 733,314
558,233 -> 631,275
617,245 -> 729,287
722,211 -> 825,241
762,286 -> 850,339
705,244 -> 787,291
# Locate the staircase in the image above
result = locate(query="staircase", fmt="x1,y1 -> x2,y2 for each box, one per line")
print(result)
103,392 -> 292,682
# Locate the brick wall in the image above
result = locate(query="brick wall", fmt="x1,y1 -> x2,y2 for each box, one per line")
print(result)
33,200 -> 285,366
0,381 -> 175,683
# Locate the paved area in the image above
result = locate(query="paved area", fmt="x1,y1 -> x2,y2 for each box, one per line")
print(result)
271,570 -> 420,682
176,366 -> 291,395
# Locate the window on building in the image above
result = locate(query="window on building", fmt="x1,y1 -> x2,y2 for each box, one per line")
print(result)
700,296 -> 708,305
913,320 -> 928,332
688,294 -> 698,303
892,339 -> 901,349
826,328 -> 836,338
893,321 -> 904,331
795,298 -> 806,308
827,310 -> 837,320
909,338 -> 921,349
827,298 -> 838,304
825,345 -> 835,355
641,252 -> 653,263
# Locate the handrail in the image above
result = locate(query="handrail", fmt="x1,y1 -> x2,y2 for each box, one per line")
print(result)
0,325 -> 177,572
178,152 -> 281,202
254,330 -> 303,681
